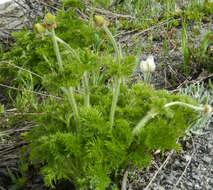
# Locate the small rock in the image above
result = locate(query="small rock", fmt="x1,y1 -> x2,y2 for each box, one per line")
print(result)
186,181 -> 193,187
184,154 -> 191,161
7,20 -> 23,29
158,185 -> 166,190
192,174 -> 200,181
194,183 -> 200,189
202,156 -> 212,164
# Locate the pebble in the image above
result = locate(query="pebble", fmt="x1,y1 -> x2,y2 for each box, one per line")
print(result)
192,174 -> 200,181
183,154 -> 191,161
202,156 -> 212,164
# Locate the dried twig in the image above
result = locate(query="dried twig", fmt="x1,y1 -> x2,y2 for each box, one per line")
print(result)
0,61 -> 43,79
75,8 -> 89,22
0,124 -> 34,136
170,73 -> 213,93
119,18 -> 181,47
135,19 -> 180,36
0,83 -> 61,100
114,29 -> 138,38
0,111 -> 45,116
172,136 -> 196,190
121,164 -> 131,190
86,6 -> 135,19
144,150 -> 174,190
39,0 -> 62,11
13,0 -> 28,10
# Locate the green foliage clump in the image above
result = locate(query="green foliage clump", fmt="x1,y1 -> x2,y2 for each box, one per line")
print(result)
0,42 -> 4,58
189,32 -> 213,72
182,29 -> 213,73
42,48 -> 102,93
62,0 -> 85,8
163,1 -> 213,22
62,0 -> 111,8
1,30 -> 53,84
26,82 -> 199,189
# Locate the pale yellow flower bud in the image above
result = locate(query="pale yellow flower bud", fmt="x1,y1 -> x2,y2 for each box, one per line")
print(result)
34,23 -> 46,34
203,104 -> 212,114
44,13 -> 57,29
44,13 -> 55,25
94,15 -> 109,28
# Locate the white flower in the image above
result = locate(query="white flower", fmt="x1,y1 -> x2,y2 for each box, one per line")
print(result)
140,56 -> 156,73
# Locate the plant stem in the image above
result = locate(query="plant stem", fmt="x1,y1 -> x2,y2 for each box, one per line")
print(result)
121,168 -> 129,190
143,72 -> 151,83
62,87 -> 80,128
89,4 -> 96,27
133,101 -> 208,136
103,25 -> 123,128
164,101 -> 203,111
103,26 -> 122,64
55,35 -> 89,108
132,108 -> 158,136
181,21 -> 190,75
51,29 -> 63,72
55,34 -> 89,108
83,71 -> 90,107
109,77 -> 121,128
55,36 -> 81,61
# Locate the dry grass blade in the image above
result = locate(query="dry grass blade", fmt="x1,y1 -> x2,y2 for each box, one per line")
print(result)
172,136 -> 196,190
144,150 -> 174,190
0,83 -> 61,100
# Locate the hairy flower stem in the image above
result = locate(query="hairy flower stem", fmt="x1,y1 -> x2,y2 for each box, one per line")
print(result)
55,35 -> 89,107
103,26 -> 123,128
164,101 -> 203,110
83,71 -> 90,107
62,87 -> 80,129
103,26 -> 122,64
133,101 -> 212,136
110,77 -> 121,128
54,35 -> 89,107
55,36 -> 80,61
143,72 -> 151,83
51,29 -> 63,72
132,108 -> 158,136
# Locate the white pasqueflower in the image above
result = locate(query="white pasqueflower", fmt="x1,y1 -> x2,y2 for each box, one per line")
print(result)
140,56 -> 156,73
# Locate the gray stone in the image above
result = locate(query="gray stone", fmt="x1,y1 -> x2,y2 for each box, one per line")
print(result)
202,156 -> 212,164
192,174 -> 200,181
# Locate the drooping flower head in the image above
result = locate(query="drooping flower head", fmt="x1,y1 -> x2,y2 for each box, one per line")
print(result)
203,104 -> 212,115
34,23 -> 46,34
44,13 -> 57,29
94,15 -> 109,29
